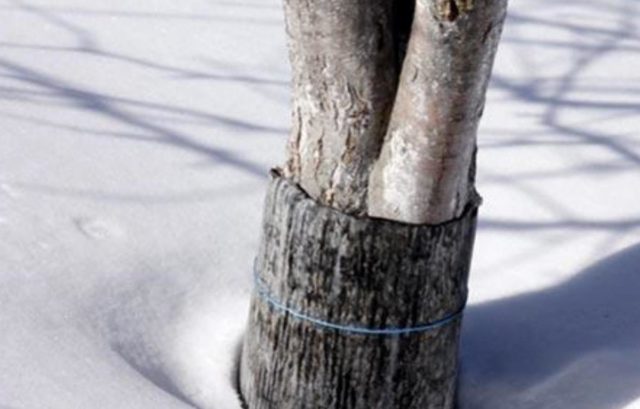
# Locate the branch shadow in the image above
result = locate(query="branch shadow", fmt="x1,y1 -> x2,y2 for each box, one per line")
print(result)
3,1 -> 640,408
476,0 -> 640,260
1,0 -> 289,182
461,242 -> 640,409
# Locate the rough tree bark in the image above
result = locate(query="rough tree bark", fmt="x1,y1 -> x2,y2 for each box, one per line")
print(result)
369,0 -> 507,224
281,0 -> 413,215
240,0 -> 507,408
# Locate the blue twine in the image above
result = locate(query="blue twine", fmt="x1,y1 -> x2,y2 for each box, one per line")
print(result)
254,269 -> 466,336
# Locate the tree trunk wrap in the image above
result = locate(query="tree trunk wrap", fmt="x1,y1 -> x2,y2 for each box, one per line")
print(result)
240,171 -> 480,409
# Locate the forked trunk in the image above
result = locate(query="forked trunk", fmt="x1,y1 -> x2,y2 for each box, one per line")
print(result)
240,0 -> 507,407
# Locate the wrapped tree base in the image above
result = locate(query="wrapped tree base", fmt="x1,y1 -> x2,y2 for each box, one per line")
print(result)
240,171 -> 480,409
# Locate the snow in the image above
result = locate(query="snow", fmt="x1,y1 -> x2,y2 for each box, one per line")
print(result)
1,0 -> 639,408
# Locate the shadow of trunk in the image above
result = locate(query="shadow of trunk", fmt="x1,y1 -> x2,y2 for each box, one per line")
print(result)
460,242 -> 640,408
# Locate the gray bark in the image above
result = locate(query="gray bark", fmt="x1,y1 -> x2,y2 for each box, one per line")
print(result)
368,0 -> 508,224
283,0 -> 507,224
240,1 -> 507,407
240,172 -> 480,409
281,0 -> 401,215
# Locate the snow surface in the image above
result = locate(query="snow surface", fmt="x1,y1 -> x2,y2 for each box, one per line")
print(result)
1,0 -> 639,408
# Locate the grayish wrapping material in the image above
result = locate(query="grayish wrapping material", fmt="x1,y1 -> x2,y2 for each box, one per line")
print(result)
240,171 -> 480,409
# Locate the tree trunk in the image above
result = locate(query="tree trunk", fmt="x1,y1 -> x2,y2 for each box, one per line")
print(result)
369,0 -> 508,224
240,0 -> 507,407
281,0 -> 412,215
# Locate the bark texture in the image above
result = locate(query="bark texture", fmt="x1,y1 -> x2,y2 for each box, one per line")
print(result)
282,0 -> 507,224
281,0 -> 403,215
241,1 -> 507,407
368,0 -> 508,224
240,172 -> 480,409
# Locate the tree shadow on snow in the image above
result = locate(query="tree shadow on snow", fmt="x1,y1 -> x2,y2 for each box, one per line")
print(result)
113,345 -> 199,408
0,0 -> 289,182
460,242 -> 640,409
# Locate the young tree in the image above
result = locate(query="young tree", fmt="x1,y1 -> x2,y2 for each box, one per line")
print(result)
240,0 -> 507,407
